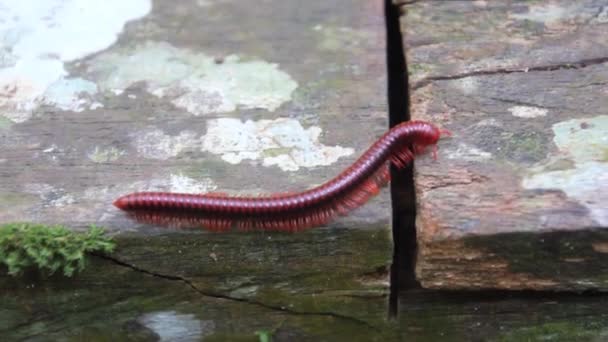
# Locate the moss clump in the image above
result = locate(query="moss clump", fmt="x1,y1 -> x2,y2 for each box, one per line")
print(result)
0,223 -> 115,277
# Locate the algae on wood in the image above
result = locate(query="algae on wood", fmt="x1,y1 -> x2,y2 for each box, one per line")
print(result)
0,254 -> 392,341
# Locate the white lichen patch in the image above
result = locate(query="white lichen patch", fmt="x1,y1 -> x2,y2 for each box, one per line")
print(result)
523,162 -> 607,225
454,77 -> 478,95
40,77 -> 100,112
23,183 -> 75,207
523,115 -> 608,225
166,174 -> 218,193
510,3 -> 580,24
508,106 -> 548,118
87,146 -> 125,163
446,143 -> 492,162
551,115 -> 608,164
88,42 -> 298,116
110,173 -> 217,195
0,59 -> 63,122
0,0 -> 151,122
84,174 -> 217,207
132,128 -> 199,160
474,118 -> 502,127
201,118 -> 354,171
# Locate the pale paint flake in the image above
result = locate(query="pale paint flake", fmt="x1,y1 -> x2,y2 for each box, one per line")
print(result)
523,115 -> 608,225
201,118 -> 354,171
0,0 -> 151,122
508,106 -> 548,118
88,42 -> 298,116
446,143 -> 492,162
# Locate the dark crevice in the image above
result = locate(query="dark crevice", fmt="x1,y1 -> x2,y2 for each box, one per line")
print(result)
397,0 -> 423,6
412,57 -> 608,90
91,252 -> 380,331
399,288 -> 608,308
385,0 -> 420,319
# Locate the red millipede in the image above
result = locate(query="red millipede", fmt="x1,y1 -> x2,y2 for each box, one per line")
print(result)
114,120 -> 450,232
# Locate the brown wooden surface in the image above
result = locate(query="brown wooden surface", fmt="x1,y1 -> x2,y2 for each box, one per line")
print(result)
400,0 -> 608,290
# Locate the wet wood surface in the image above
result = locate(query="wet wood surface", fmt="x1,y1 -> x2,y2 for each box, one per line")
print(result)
4,263 -> 608,341
399,0 -> 608,290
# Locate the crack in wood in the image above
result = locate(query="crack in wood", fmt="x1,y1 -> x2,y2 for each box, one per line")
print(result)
412,57 -> 608,90
385,0 -> 420,318
91,252 -> 381,331
488,97 -> 562,110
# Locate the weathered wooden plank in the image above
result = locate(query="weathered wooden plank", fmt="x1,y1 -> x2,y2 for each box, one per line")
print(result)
400,0 -> 608,290
4,264 -> 608,341
0,0 -> 393,335
0,253 -> 393,341
108,229 -> 391,329
0,0 -> 389,231
398,289 -> 608,341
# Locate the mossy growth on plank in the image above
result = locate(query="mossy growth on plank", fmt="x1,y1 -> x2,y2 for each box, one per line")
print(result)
0,223 -> 115,277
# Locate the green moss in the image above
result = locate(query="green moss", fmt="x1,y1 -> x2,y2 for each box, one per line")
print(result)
255,330 -> 273,342
0,223 -> 115,277
496,321 -> 608,342
112,228 -> 391,328
502,130 -> 548,163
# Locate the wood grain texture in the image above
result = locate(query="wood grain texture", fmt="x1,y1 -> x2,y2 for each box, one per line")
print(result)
0,0 -> 393,335
0,232 -> 392,340
399,0 -> 608,290
0,0 -> 389,233
4,249 -> 608,341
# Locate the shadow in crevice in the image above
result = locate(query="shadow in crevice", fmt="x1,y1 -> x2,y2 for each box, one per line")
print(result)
384,0 -> 420,318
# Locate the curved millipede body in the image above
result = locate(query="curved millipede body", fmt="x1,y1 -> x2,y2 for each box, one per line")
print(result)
114,120 -> 450,232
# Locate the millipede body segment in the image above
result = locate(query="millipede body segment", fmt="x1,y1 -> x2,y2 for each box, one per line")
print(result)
114,120 -> 449,232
